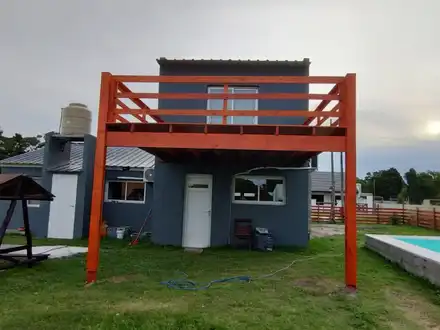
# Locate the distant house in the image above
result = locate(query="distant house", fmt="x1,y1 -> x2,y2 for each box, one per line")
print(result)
0,133 -> 154,239
311,171 -> 343,204
311,171 -> 373,207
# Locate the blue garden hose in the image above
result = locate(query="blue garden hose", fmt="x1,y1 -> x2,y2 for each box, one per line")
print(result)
160,254 -> 341,291
160,273 -> 251,291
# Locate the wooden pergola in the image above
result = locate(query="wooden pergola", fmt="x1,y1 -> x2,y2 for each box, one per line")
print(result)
0,174 -> 55,269
86,72 -> 357,289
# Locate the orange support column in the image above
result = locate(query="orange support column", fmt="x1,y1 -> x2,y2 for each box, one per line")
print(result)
344,73 -> 357,289
86,72 -> 111,283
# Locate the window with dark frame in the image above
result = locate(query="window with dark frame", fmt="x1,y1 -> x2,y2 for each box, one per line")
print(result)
106,181 -> 145,202
233,176 -> 285,205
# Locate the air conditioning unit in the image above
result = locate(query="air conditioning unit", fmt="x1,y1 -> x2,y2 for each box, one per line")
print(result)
143,168 -> 154,182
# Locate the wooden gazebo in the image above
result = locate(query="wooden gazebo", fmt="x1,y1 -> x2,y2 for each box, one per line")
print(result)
0,174 -> 54,269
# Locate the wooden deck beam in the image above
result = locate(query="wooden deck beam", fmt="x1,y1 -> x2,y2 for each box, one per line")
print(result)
106,131 -> 346,152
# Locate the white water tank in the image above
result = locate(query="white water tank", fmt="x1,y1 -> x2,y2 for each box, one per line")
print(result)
60,103 -> 92,136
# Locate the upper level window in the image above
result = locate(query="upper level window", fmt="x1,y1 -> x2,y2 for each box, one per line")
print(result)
207,86 -> 258,125
233,175 -> 285,205
105,180 -> 146,203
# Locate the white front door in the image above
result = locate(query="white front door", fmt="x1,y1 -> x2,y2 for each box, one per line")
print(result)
47,174 -> 78,239
182,174 -> 213,248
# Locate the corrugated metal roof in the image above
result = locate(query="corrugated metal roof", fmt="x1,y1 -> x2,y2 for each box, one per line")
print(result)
49,143 -> 86,172
106,147 -> 155,168
0,149 -> 44,166
157,57 -> 311,67
311,171 -> 343,192
0,143 -> 155,172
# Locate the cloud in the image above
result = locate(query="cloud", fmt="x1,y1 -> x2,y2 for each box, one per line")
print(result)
1,0 -> 439,174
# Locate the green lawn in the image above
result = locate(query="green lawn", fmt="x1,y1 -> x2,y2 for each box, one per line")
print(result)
1,225 -> 440,329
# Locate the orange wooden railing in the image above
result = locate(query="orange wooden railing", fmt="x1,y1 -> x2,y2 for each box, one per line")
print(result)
101,74 -> 348,128
311,205 -> 440,229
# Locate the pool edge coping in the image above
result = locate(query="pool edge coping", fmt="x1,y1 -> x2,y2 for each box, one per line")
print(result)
365,234 -> 440,264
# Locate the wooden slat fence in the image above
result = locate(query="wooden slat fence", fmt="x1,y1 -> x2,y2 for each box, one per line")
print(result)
311,205 -> 440,229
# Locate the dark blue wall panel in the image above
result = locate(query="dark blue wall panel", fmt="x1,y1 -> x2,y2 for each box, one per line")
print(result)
103,170 -> 153,232
158,62 -> 310,126
151,160 -> 310,247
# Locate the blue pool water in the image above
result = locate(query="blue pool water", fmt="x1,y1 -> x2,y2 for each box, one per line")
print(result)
397,237 -> 440,253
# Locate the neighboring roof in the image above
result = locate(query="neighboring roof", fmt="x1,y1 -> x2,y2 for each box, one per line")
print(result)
0,174 -> 54,201
0,150 -> 43,166
156,57 -> 311,67
311,171 -> 343,192
0,144 -> 155,172
49,143 -> 84,172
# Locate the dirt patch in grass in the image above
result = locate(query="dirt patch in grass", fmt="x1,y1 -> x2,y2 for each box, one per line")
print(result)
293,277 -> 343,296
387,290 -> 440,329
310,224 -> 345,238
105,274 -> 142,284
112,299 -> 188,313
84,274 -> 144,287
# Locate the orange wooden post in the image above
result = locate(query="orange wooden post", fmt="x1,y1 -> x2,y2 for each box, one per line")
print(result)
86,72 -> 111,283
222,84 -> 228,124
344,74 -> 357,290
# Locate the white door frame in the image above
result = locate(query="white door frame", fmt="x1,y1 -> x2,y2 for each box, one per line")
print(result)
182,174 -> 213,248
47,173 -> 78,239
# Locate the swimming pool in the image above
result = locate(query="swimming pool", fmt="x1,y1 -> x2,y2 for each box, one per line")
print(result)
365,235 -> 440,287
396,236 -> 440,253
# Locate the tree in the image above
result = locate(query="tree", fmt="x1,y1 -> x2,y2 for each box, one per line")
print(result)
0,129 -> 45,160
404,169 -> 440,204
358,168 -> 405,200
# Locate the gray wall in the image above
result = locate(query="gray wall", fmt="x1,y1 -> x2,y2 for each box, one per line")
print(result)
78,134 -> 96,237
1,133 -> 154,238
0,166 -> 47,236
103,170 -> 153,232
158,62 -> 310,125
151,160 -> 310,247
151,62 -> 313,247
0,165 -> 154,238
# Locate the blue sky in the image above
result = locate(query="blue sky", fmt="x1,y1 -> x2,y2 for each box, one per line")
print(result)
1,0 -> 439,178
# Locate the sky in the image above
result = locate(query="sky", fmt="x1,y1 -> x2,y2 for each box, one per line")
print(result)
1,0 -> 439,177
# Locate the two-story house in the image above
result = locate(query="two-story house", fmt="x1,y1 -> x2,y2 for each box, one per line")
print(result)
86,58 -> 358,289
0,58 -> 355,287
150,58 -> 314,248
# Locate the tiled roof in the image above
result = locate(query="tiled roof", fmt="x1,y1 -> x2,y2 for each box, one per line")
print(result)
0,143 -> 155,172
156,57 -> 311,67
311,171 -> 343,192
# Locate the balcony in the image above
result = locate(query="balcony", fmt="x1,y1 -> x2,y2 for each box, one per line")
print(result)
96,73 -> 355,164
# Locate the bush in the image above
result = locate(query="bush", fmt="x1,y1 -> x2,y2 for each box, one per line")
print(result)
389,214 -> 402,225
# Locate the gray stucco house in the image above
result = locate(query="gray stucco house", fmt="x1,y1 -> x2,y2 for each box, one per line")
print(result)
0,133 -> 154,239
149,58 -> 315,248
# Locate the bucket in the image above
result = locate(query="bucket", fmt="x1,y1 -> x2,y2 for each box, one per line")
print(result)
116,227 -> 126,239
